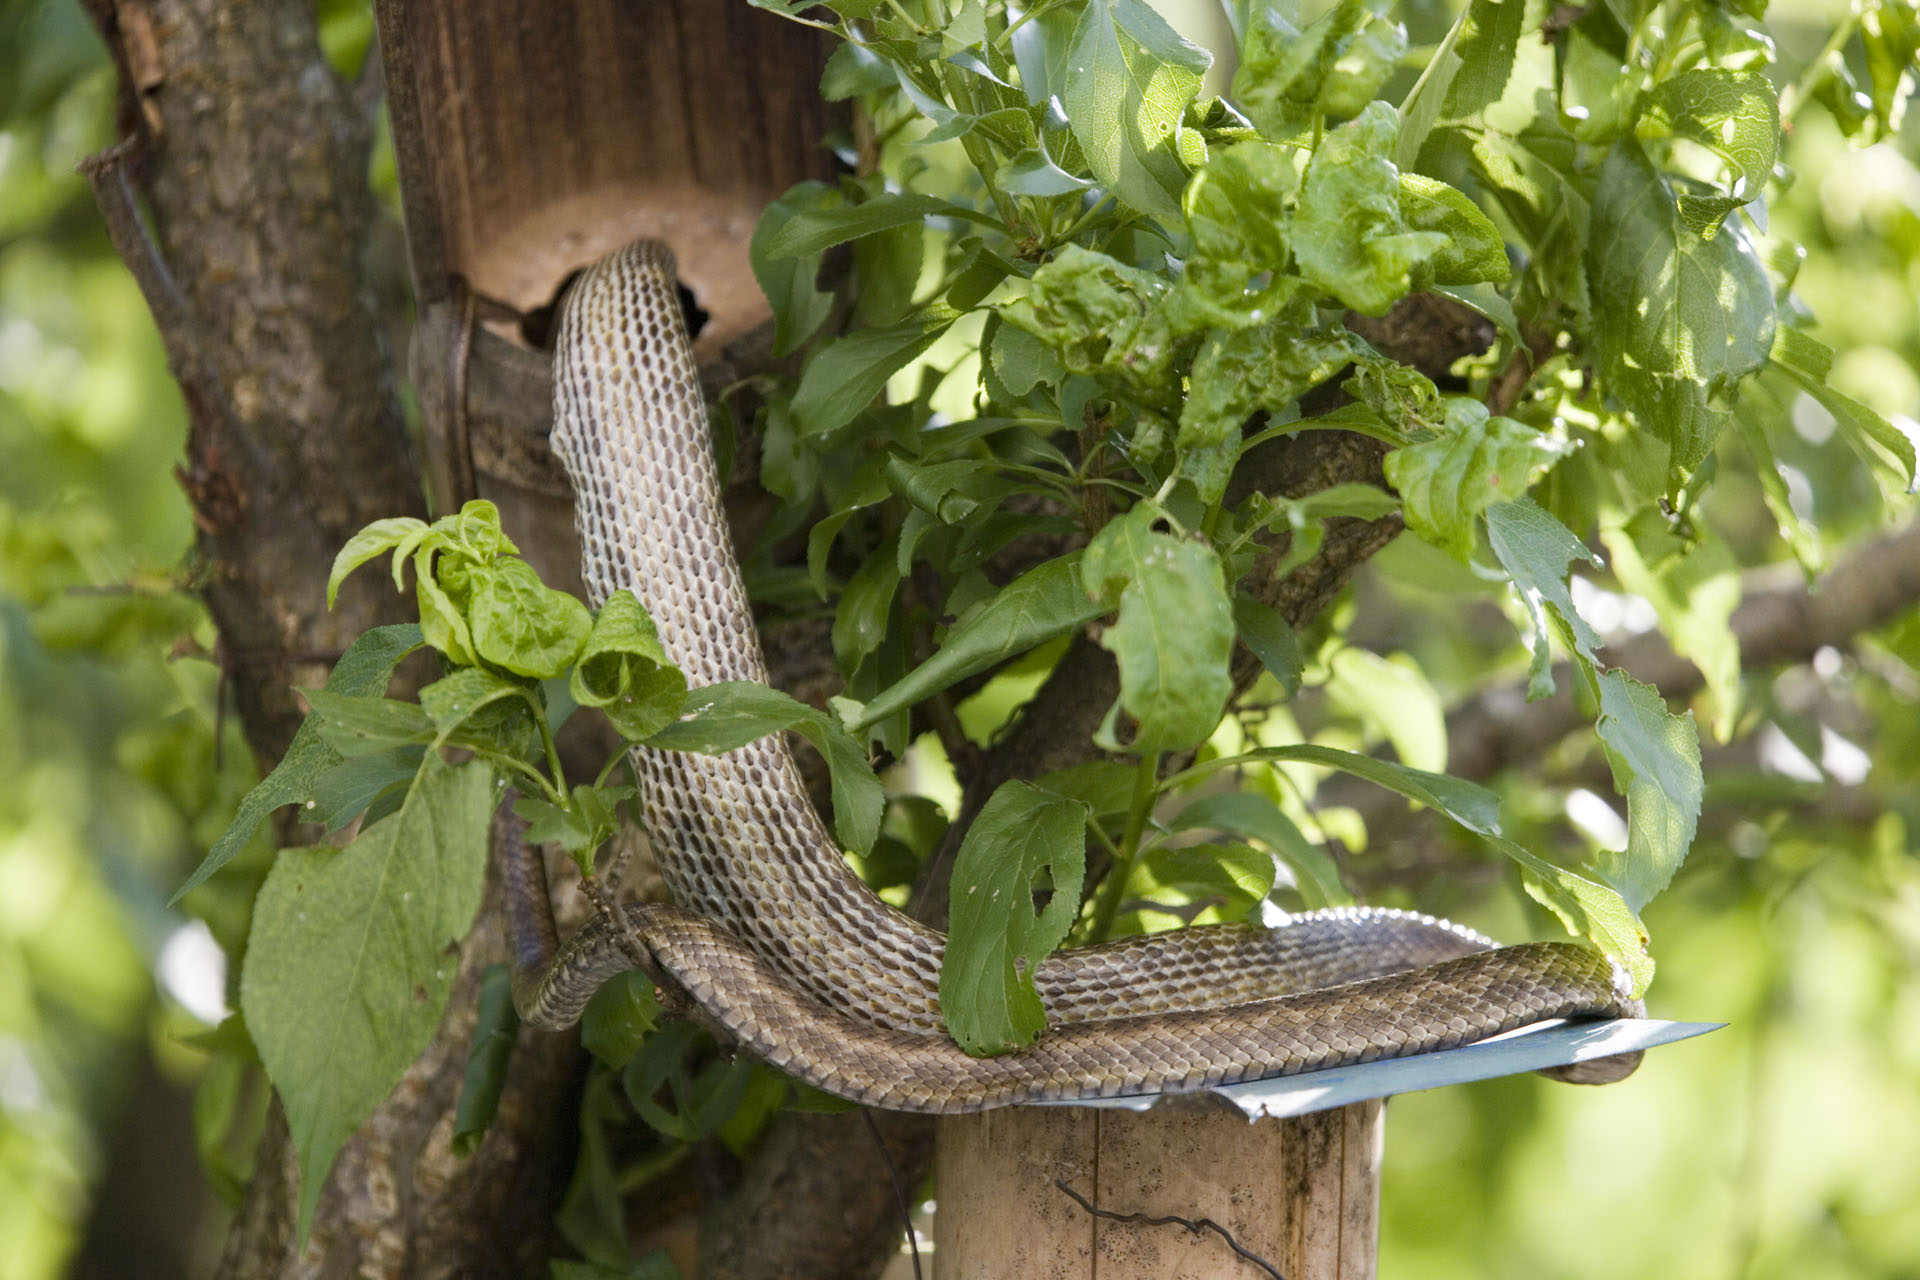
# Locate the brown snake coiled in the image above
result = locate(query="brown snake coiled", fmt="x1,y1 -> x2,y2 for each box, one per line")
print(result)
523,240 -> 1641,1114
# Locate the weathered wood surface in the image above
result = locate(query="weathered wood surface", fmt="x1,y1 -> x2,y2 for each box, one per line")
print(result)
935,1102 -> 1383,1280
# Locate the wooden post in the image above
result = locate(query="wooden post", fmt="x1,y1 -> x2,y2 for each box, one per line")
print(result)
935,1102 -> 1382,1280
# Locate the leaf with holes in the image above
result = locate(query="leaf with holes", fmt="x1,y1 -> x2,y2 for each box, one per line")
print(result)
941,782 -> 1088,1055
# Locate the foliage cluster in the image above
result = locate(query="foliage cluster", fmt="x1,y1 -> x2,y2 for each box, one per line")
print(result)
171,0 -> 1920,1261
4,0 -> 1919,1275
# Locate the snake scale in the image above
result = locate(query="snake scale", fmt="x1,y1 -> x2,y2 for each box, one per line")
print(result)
514,240 -> 1642,1114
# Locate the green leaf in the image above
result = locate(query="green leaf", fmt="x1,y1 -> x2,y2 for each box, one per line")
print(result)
831,539 -> 902,670
1061,0 -> 1210,224
1499,837 -> 1653,995
1123,842 -> 1277,930
1383,400 -> 1567,561
1083,506 -> 1234,753
308,747 -> 424,833
1593,670 -> 1701,915
1177,741 -> 1506,837
516,785 -> 635,861
1167,791 -> 1349,907
1585,139 -> 1776,476
1642,69 -> 1778,235
414,545 -> 479,668
419,666 -> 531,738
173,625 -> 425,904
821,40 -> 897,100
1231,592 -> 1304,697
1001,147 -> 1092,196
570,590 -> 689,740
1295,103 -> 1448,315
1861,0 -> 1920,138
328,517 -> 428,608
468,557 -> 591,678
999,249 -> 1189,428
987,319 -> 1066,398
751,182 -> 843,356
241,756 -> 494,1240
301,689 -> 435,758
579,970 -> 664,1069
940,781 -> 1088,1055
1441,0 -> 1525,119
452,964 -> 518,1157
648,682 -> 882,855
760,191 -> 957,260
1484,498 -> 1602,699
1399,173 -> 1511,287
1233,0 -> 1407,136
789,314 -> 955,439
1770,327 -> 1918,494
850,554 -> 1102,732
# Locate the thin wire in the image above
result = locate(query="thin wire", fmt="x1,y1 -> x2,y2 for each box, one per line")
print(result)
1053,1179 -> 1284,1280
862,1109 -> 923,1280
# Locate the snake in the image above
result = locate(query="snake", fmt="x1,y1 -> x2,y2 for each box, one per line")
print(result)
512,239 -> 1643,1114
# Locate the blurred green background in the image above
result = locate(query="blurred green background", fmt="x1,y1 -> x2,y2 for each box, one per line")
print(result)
1,0 -> 1916,1276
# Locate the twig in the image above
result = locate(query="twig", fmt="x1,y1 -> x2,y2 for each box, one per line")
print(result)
863,1110 -> 924,1280
1053,1180 -> 1284,1279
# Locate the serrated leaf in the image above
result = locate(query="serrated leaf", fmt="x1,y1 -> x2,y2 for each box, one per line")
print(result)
1083,506 -> 1234,753
468,558 -> 591,678
1384,401 -> 1568,561
1499,837 -> 1653,995
1586,139 -> 1776,476
173,625 -> 425,904
1484,498 -> 1602,698
940,781 -> 1088,1055
570,590 -> 688,740
241,757 -> 493,1239
850,554 -> 1103,731
1295,103 -> 1448,315
790,315 -> 955,439
1061,0 -> 1210,224
1441,0 -> 1525,118
647,682 -> 881,855
1593,670 -> 1701,914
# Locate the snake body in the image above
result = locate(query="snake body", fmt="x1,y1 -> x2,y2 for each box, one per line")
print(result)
531,240 -> 1640,1114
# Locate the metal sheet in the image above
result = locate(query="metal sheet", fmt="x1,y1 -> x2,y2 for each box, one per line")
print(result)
1036,1019 -> 1725,1118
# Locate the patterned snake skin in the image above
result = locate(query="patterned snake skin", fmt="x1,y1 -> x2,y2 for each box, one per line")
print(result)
519,240 -> 1641,1113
